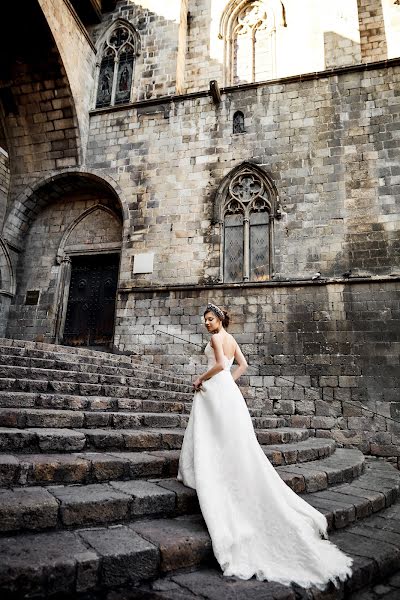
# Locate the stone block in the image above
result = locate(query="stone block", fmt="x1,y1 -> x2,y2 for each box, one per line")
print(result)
0,530 -> 98,596
130,515 -> 212,573
49,483 -> 130,526
110,480 -> 176,516
79,525 -> 159,587
24,453 -> 90,485
0,487 -> 59,532
0,454 -> 19,485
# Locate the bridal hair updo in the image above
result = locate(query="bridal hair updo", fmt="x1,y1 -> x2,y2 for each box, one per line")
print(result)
204,303 -> 230,329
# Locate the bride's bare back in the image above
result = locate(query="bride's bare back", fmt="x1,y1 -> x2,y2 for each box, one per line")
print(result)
210,331 -> 247,376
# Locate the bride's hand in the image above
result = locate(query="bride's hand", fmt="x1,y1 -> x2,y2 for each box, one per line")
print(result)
193,377 -> 203,391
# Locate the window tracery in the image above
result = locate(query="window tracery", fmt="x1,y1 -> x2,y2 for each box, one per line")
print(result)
95,21 -> 140,109
219,0 -> 286,86
221,167 -> 276,282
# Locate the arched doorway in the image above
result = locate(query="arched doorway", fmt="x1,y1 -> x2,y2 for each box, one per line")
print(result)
55,204 -> 122,348
5,172 -> 126,349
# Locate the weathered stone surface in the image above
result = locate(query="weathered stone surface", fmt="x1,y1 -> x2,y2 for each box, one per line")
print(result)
149,449 -> 181,476
21,453 -> 90,485
130,515 -> 212,573
153,478 -> 199,515
0,487 -> 59,532
79,452 -> 127,482
79,525 -> 159,587
48,483 -> 130,526
0,530 -> 98,596
159,568 -> 296,600
28,427 -> 86,452
0,427 -> 36,451
107,451 -> 165,478
0,454 -> 19,485
110,480 -> 176,517
335,529 -> 400,578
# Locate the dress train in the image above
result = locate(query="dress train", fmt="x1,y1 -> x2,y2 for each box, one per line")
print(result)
177,342 -> 353,591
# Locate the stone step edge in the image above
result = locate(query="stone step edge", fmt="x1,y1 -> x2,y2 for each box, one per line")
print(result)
0,341 -> 186,383
0,364 -> 193,394
136,492 -> 400,600
0,426 -> 311,456
0,348 -> 189,378
0,407 -> 298,433
0,448 -> 372,536
0,378 -> 194,400
0,461 -> 399,597
0,394 -> 266,418
0,437 -> 336,487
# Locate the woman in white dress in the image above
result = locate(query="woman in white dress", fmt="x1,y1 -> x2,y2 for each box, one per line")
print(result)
177,302 -> 353,592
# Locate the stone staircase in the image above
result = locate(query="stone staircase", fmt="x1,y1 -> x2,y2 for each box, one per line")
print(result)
0,338 -> 399,599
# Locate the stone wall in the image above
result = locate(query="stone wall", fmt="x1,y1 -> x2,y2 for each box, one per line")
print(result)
0,147 -> 9,231
84,62 -> 400,290
114,278 -> 400,459
0,0 -> 80,212
184,0 -> 363,92
89,0 -> 181,102
37,0 -> 97,160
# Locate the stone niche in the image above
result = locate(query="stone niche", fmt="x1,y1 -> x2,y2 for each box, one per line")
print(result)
5,198 -> 122,343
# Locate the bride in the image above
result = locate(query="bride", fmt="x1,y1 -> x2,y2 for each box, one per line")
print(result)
177,302 -> 353,591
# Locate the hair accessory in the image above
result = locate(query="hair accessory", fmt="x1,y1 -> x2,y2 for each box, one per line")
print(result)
206,303 -> 225,320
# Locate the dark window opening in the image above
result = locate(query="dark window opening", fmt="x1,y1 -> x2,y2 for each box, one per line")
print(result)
25,290 -> 40,305
233,110 -> 245,134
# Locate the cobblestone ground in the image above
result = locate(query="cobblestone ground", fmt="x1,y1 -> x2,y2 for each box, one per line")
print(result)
70,568 -> 400,600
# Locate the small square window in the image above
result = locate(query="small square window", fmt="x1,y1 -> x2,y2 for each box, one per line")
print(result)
25,290 -> 40,305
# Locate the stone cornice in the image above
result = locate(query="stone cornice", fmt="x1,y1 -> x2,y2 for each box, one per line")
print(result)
118,275 -> 400,295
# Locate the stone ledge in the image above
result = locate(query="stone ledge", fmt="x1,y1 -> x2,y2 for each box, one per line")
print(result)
118,274 -> 400,295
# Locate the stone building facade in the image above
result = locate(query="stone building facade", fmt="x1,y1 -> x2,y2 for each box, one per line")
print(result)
0,0 -> 399,457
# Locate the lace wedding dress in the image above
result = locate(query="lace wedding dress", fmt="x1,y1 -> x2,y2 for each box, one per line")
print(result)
177,341 -> 353,591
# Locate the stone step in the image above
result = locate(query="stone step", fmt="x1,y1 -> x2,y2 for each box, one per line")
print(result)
0,364 -> 193,394
277,448 -> 366,493
0,456 -> 393,538
135,492 -> 400,599
0,450 -> 181,487
0,439 -> 335,488
262,437 -> 336,465
0,341 -> 186,384
0,377 -> 193,402
0,351 -> 186,386
0,426 -> 309,454
0,391 -> 267,419
0,391 -> 194,413
0,459 -> 398,598
0,408 -> 294,436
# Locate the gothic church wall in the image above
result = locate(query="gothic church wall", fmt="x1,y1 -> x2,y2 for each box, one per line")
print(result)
1,0 -> 399,458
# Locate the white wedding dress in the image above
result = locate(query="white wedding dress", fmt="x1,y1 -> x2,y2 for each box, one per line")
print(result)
177,341 -> 353,591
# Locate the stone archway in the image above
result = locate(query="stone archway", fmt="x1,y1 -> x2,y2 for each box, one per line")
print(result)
0,238 -> 15,336
5,172 -> 126,346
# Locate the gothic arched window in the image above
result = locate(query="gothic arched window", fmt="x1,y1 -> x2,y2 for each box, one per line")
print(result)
95,21 -> 140,109
233,110 -> 245,133
215,164 -> 280,283
223,171 -> 271,282
219,0 -> 286,86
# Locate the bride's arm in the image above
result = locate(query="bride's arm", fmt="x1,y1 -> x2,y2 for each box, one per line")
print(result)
193,334 -> 225,390
231,342 -> 248,382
